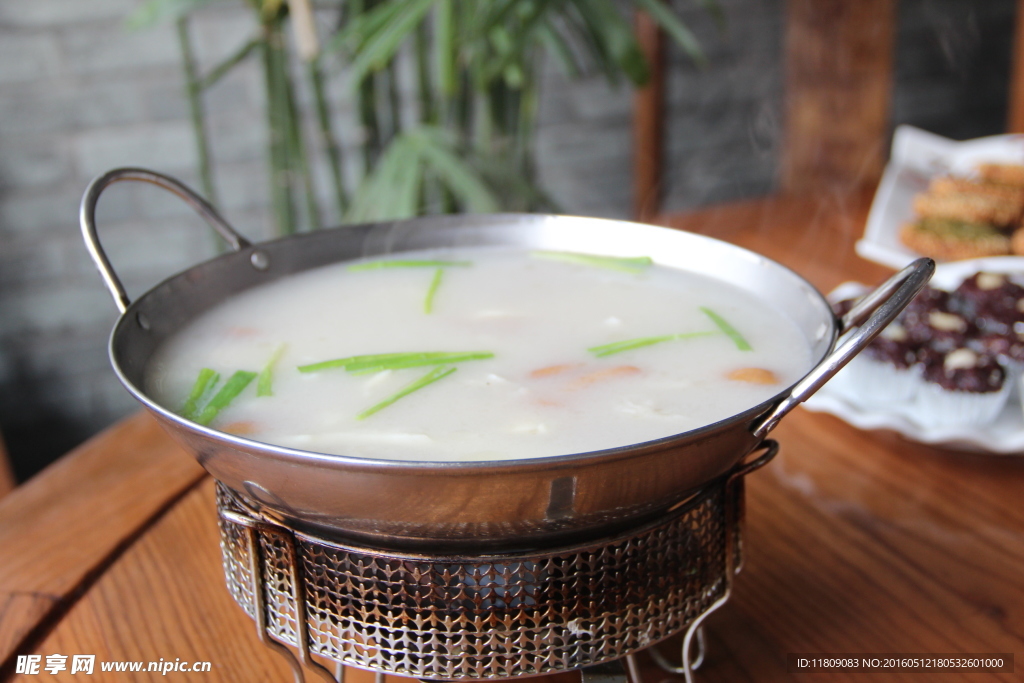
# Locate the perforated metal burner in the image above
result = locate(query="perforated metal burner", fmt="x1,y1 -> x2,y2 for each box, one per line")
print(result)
216,441 -> 776,683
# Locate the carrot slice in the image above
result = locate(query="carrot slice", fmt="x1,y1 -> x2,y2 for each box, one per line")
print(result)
568,365 -> 641,389
530,363 -> 582,378
726,367 -> 778,384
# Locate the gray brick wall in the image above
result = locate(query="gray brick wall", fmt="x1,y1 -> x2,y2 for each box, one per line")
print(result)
0,1 -> 275,478
0,0 -> 1015,480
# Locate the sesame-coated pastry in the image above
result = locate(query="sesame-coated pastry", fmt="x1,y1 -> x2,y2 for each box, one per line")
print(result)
976,162 -> 1024,187
929,176 -> 1024,205
898,218 -> 1010,261
912,191 -> 1022,227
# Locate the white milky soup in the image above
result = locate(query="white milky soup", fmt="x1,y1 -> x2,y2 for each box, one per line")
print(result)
144,248 -> 814,461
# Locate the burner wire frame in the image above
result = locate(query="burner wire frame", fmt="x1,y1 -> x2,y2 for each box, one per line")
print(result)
217,441 -> 778,683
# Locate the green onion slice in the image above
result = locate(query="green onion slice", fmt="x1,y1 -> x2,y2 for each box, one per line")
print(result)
257,344 -> 287,397
298,351 -> 493,374
530,250 -> 653,273
588,331 -> 717,358
347,259 -> 471,271
196,370 -> 257,426
357,365 -> 457,420
700,307 -> 752,351
423,268 -> 444,314
181,368 -> 220,420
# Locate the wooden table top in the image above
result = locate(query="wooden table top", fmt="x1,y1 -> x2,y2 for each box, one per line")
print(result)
2,192 -> 1022,682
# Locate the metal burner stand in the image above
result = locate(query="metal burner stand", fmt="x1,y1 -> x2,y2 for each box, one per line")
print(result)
216,441 -> 777,683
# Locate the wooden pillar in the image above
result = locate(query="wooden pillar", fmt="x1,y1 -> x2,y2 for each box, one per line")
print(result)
781,0 -> 896,194
633,9 -> 665,222
0,433 -> 14,499
1008,0 -> 1024,132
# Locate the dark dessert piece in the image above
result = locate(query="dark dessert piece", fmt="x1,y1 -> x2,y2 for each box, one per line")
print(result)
919,347 -> 1006,394
901,285 -> 951,322
952,272 -> 1024,335
900,285 -> 975,351
969,331 -> 1024,363
862,322 -> 919,369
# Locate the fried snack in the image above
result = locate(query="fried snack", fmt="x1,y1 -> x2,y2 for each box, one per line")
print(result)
976,163 -> 1024,187
899,218 -> 1010,260
929,176 -> 1024,204
912,191 -> 1022,227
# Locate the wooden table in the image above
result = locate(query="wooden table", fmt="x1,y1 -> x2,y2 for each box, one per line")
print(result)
2,193 -> 1022,682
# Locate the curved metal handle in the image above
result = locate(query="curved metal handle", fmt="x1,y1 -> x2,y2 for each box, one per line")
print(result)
751,257 -> 935,439
729,439 -> 779,482
79,167 -> 252,313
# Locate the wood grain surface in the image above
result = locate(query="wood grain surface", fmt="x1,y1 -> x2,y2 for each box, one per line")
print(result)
4,193 -> 1024,682
0,413 -> 206,674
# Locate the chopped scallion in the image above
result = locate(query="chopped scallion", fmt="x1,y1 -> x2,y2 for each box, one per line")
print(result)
424,268 -> 444,314
298,351 -> 493,374
181,368 -> 220,420
357,365 -> 457,420
530,250 -> 653,273
257,344 -> 287,397
700,307 -> 751,351
347,259 -> 471,271
588,331 -> 717,358
196,370 -> 257,426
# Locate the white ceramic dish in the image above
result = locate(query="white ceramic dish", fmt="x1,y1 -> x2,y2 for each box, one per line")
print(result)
804,257 -> 1024,454
856,125 -> 1024,270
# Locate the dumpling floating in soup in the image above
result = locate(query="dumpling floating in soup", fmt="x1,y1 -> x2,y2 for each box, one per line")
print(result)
144,247 -> 814,461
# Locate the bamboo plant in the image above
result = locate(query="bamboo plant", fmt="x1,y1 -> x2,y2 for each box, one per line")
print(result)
129,0 -> 715,237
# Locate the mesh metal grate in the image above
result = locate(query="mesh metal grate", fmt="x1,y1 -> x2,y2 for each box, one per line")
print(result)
217,478 -> 739,680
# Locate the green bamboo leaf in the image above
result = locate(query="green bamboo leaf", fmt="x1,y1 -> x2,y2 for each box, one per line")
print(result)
634,0 -> 707,65
556,3 -> 620,85
125,0 -> 226,30
200,38 -> 260,89
327,1 -> 405,56
345,0 -> 435,84
470,0 -> 520,36
412,130 -> 500,213
392,140 -> 424,218
434,0 -> 457,95
537,22 -> 582,78
570,0 -> 648,84
347,133 -> 420,221
479,3 -> 550,86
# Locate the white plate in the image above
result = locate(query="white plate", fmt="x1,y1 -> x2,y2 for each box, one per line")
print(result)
856,125 -> 1024,270
803,257 -> 1024,454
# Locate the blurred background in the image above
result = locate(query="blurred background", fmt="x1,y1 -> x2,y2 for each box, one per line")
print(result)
0,0 -> 1016,483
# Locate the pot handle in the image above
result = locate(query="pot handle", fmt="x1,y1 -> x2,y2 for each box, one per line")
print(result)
751,257 -> 935,439
80,167 -> 252,313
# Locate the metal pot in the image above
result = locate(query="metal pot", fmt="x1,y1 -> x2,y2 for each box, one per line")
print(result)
81,168 -> 933,551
